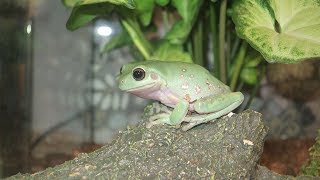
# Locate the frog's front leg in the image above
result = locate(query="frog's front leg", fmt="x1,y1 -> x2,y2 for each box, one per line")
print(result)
146,99 -> 189,128
182,92 -> 244,131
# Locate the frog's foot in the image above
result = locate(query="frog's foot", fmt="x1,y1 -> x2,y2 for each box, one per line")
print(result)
146,113 -> 171,128
182,118 -> 213,131
147,99 -> 189,129
181,122 -> 197,131
161,107 -> 172,114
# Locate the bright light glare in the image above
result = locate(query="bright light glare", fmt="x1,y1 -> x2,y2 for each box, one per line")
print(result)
26,24 -> 32,34
96,26 -> 112,37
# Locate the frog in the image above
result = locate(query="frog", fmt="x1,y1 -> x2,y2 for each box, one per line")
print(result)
118,60 -> 244,131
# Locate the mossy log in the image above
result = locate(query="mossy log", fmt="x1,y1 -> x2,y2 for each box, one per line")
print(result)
8,107 -> 314,179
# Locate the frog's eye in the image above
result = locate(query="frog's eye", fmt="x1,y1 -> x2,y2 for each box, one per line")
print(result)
132,68 -> 145,81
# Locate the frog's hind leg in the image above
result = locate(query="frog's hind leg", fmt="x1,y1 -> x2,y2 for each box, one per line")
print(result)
182,92 -> 244,131
147,99 -> 189,128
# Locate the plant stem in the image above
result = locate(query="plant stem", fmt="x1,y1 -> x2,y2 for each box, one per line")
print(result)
162,8 -> 169,31
121,18 -> 153,60
244,65 -> 266,110
230,36 -> 240,60
209,3 -> 219,78
226,21 -> 231,71
236,80 -> 244,92
187,39 -> 194,59
168,12 -> 174,25
219,0 -> 227,83
230,41 -> 248,91
193,19 -> 204,66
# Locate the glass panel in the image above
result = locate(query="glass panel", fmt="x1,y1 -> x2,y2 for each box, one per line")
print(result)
0,0 -> 33,177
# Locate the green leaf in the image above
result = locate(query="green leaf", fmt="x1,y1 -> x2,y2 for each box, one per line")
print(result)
101,21 -> 156,54
165,0 -> 204,44
150,41 -> 193,63
121,18 -> 153,60
244,49 -> 264,68
134,0 -> 155,26
238,48 -> 263,85
244,55 -> 263,68
240,68 -> 258,85
165,20 -> 191,44
171,0 -> 201,22
102,30 -> 132,53
62,0 -> 83,7
155,0 -> 170,6
232,0 -> 320,63
66,4 -> 114,30
75,0 -> 135,8
65,0 -> 135,31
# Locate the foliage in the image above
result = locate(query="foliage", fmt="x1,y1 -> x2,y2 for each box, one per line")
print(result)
300,130 -> 320,176
61,0 -> 320,106
232,0 -> 320,63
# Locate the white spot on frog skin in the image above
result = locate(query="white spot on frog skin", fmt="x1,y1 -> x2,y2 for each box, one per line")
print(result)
195,85 -> 201,94
181,83 -> 189,90
181,68 -> 186,72
180,74 -> 184,78
189,74 -> 194,78
206,81 -> 213,89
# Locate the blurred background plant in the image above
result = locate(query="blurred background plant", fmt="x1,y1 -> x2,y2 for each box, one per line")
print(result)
61,0 -> 320,109
300,130 -> 320,176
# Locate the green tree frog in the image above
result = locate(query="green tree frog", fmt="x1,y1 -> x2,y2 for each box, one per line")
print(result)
118,61 -> 244,131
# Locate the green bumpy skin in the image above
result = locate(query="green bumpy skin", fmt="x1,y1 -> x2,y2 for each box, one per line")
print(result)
118,61 -> 244,131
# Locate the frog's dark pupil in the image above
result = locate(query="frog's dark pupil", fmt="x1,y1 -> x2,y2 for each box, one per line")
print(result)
133,68 -> 145,81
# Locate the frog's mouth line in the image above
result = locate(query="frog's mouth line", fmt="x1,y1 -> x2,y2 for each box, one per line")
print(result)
126,82 -> 157,92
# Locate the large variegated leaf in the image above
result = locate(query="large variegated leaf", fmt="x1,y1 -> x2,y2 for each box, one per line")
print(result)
232,0 -> 320,63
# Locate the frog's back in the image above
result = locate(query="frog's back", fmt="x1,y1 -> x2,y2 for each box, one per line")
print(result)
148,61 -> 230,102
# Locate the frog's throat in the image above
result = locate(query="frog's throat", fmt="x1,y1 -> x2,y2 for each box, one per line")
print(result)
126,82 -> 158,93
